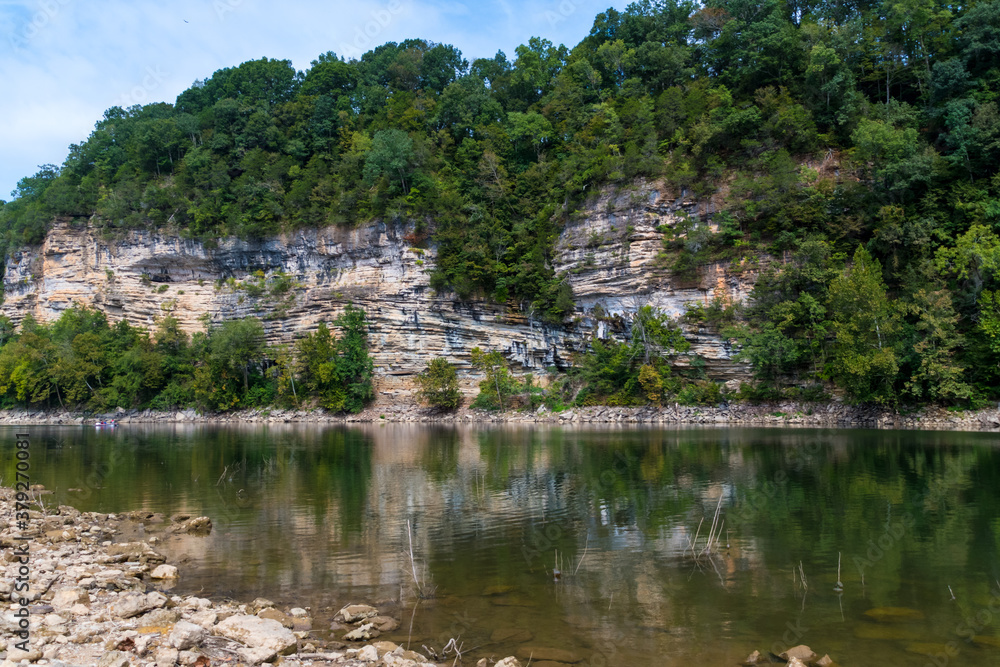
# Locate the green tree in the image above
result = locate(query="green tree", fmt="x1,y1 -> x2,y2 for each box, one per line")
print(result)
416,357 -> 462,410
827,246 -> 902,404
470,347 -> 518,411
364,129 -> 414,192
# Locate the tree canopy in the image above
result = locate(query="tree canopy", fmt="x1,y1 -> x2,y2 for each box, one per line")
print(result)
3,1 -> 1000,405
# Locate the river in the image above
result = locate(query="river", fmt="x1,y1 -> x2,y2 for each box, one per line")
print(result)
4,424 -> 999,666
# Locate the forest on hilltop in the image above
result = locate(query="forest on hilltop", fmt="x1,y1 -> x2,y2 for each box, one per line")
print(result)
2,0 -> 1000,408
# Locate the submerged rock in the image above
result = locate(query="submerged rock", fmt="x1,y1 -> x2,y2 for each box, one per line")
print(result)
780,645 -> 818,662
863,606 -> 926,622
491,627 -> 534,643
336,603 -> 380,623
515,646 -> 584,663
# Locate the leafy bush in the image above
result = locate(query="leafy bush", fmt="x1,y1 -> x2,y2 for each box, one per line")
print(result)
416,357 -> 462,410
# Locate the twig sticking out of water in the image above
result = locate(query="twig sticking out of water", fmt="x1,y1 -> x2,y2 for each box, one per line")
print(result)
949,585 -> 956,601
798,561 -> 808,591
702,494 -> 725,556
834,552 -> 844,593
691,518 -> 704,559
575,532 -> 590,575
407,519 -> 425,598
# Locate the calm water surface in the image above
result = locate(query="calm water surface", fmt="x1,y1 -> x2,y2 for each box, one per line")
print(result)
5,424 -> 1000,666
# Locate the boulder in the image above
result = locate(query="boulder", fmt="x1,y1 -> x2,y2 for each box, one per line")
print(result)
357,644 -> 379,661
495,659 -> 523,667
214,614 -> 297,657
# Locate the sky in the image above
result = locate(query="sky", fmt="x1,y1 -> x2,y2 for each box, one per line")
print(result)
0,0 -> 629,201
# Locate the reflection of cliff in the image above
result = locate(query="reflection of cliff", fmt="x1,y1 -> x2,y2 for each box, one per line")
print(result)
18,423 -> 993,665
2,182 -> 754,402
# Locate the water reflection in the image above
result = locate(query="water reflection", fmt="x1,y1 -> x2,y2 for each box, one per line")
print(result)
5,424 -> 1000,665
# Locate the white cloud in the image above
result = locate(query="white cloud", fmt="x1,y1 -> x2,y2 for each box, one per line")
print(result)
0,0 -> 624,200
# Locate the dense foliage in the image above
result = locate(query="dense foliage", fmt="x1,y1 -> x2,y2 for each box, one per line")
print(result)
0,306 -> 375,413
416,357 -> 462,410
2,0 -> 1000,404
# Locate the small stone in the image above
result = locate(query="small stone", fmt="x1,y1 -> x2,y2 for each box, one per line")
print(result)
257,607 -> 294,628
169,620 -> 207,650
780,645 -> 818,663
151,564 -> 179,579
289,607 -> 308,618
155,647 -> 180,667
189,610 -> 218,629
495,659 -> 523,667
139,607 -> 181,627
238,646 -> 278,664
357,645 -> 378,661
97,651 -> 130,667
816,656 -> 835,667
344,622 -> 379,641
371,641 -> 399,657
743,649 -> 762,665
6,646 -> 43,663
369,615 -> 399,632
250,597 -> 275,612
51,587 -> 90,609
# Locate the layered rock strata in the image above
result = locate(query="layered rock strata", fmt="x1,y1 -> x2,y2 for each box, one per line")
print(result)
1,181 -> 754,401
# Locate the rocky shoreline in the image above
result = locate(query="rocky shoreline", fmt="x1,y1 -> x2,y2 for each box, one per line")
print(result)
1,401 -> 999,431
1,486 -> 527,667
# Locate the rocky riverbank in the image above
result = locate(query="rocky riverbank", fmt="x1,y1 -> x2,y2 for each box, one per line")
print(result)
2,401 -> 999,431
0,486 -> 524,667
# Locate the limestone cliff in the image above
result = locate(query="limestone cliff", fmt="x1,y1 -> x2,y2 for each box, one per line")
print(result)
1,180 -> 754,402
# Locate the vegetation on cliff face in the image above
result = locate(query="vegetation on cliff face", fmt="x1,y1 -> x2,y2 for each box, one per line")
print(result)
0,306 -> 374,413
2,0 -> 1000,405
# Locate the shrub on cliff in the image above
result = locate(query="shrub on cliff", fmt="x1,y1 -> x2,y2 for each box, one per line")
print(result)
416,357 -> 461,410
470,347 -> 520,412
295,305 -> 374,413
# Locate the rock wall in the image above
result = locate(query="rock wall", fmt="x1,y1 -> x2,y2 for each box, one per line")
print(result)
1,180 -> 754,402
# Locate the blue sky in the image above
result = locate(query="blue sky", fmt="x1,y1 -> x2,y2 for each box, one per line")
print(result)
0,0 -> 628,201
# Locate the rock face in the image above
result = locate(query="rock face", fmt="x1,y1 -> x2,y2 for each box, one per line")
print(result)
1,180 -> 754,401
